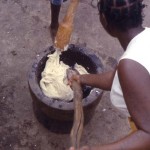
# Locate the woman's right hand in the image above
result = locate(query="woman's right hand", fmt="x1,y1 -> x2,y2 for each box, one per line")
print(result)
66,68 -> 81,86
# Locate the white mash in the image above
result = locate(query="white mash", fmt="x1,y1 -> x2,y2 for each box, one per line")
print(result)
40,50 -> 88,101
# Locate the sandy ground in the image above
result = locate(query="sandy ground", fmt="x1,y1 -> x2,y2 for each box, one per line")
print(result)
0,0 -> 150,149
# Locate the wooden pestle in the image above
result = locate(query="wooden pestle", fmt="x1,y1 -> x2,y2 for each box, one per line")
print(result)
67,68 -> 84,149
54,0 -> 80,50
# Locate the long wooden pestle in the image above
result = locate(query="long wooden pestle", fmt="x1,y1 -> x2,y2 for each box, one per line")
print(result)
54,0 -> 80,50
67,68 -> 84,149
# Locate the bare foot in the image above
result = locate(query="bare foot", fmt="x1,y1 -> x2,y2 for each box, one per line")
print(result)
49,24 -> 59,43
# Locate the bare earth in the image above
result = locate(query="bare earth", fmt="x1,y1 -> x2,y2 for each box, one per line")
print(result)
0,0 -> 150,149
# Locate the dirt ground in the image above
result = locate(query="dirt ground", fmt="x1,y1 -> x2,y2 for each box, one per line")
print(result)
0,0 -> 150,150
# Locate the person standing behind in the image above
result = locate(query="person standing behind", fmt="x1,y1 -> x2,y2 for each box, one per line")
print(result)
50,0 -> 67,41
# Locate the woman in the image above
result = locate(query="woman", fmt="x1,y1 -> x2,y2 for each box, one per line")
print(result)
69,0 -> 150,149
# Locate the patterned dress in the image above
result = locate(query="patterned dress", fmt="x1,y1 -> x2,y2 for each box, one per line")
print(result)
50,0 -> 67,5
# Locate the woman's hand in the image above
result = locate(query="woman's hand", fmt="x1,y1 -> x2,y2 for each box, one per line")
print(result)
66,68 -> 81,86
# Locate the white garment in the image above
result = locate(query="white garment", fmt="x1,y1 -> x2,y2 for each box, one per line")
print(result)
110,27 -> 150,117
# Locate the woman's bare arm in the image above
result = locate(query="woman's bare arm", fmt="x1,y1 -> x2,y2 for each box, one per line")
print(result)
70,59 -> 150,150
79,69 -> 116,91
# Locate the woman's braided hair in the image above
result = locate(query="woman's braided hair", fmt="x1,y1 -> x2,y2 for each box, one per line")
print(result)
98,0 -> 145,31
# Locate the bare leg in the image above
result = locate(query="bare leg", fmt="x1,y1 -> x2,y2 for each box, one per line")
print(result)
50,3 -> 61,42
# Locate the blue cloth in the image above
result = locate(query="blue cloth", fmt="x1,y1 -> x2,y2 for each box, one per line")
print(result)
51,0 -> 63,5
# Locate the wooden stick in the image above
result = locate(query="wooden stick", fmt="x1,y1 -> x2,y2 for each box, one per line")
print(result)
67,68 -> 84,149
71,80 -> 84,149
54,0 -> 80,50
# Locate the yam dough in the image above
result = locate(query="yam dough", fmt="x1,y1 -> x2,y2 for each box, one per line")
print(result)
40,50 -> 88,101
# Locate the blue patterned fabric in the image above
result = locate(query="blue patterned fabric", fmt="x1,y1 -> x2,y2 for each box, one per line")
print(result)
51,0 -> 63,5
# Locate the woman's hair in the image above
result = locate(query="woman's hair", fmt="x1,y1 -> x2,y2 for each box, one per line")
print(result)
98,0 -> 146,31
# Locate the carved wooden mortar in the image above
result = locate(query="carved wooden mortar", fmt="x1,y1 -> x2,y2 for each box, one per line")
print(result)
28,44 -> 103,133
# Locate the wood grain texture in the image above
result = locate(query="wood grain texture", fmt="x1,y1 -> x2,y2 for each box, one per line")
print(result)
70,80 -> 84,149
54,0 -> 80,50
66,68 -> 84,149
